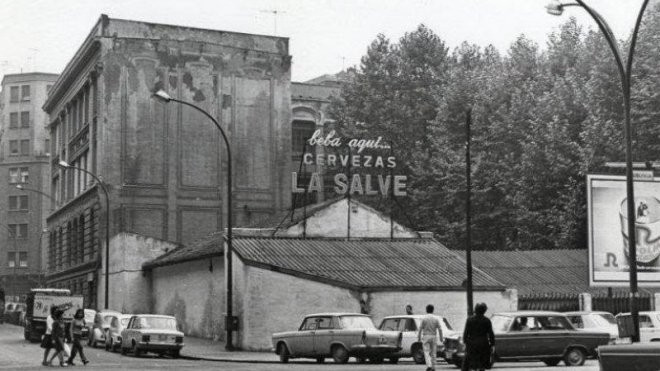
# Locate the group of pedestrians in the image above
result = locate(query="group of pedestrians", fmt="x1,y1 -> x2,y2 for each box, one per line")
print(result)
411,302 -> 495,371
40,306 -> 89,367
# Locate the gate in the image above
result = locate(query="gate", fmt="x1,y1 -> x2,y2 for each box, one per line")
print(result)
592,293 -> 652,315
518,293 -> 579,312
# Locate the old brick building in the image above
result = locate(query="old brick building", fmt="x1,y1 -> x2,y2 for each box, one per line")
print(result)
43,15 -> 292,308
0,72 -> 58,299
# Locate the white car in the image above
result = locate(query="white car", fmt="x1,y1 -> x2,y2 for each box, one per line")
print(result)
104,314 -> 133,352
378,314 -> 457,364
616,311 -> 660,343
564,311 -> 618,341
88,310 -> 121,348
120,315 -> 184,358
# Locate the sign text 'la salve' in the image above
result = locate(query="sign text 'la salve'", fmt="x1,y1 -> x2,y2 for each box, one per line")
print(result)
292,130 -> 407,196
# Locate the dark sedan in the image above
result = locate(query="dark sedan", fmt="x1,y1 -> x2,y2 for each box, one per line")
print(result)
443,311 -> 610,367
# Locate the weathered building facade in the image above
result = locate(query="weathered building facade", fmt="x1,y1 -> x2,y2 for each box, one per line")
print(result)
0,72 -> 58,299
43,15 -> 292,308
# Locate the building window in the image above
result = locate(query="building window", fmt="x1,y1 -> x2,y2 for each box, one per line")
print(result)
20,140 -> 29,155
8,195 -> 28,210
19,252 -> 27,268
10,86 -> 19,102
8,224 -> 28,239
21,85 -> 30,101
20,167 -> 29,183
292,120 -> 316,155
9,113 -> 18,128
7,252 -> 16,268
20,111 -> 30,128
9,140 -> 18,155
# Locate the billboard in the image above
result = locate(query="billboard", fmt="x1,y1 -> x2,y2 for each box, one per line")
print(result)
588,174 -> 660,286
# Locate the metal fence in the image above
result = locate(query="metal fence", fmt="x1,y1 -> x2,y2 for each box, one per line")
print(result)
518,292 -> 653,314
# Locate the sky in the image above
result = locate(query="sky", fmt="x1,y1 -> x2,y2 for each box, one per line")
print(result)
0,0 -> 650,83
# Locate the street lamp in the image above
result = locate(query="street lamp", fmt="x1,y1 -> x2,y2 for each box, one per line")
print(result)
16,184 -> 56,211
151,89 -> 235,351
57,160 -> 111,310
547,0 -> 651,343
16,185 -> 55,285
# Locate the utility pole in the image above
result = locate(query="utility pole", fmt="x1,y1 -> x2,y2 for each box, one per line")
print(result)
260,9 -> 286,35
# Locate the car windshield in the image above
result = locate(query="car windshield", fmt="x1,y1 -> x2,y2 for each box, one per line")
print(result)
490,315 -> 512,333
138,317 -> 177,330
340,316 -> 375,329
587,314 -> 615,327
443,317 -> 453,331
594,313 -> 616,325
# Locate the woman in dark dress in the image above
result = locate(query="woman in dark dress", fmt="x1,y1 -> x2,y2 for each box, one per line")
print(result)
48,309 -> 69,367
462,303 -> 495,371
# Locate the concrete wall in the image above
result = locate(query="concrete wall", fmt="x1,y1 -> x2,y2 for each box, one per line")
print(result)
150,257 -> 225,340
233,258 -> 517,350
370,290 -> 518,334
279,198 -> 417,238
99,232 -> 174,313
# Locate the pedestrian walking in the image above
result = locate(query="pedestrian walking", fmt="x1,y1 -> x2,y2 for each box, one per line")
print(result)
417,304 -> 443,371
41,306 -> 57,366
462,303 -> 495,371
48,309 -> 69,367
67,309 -> 89,365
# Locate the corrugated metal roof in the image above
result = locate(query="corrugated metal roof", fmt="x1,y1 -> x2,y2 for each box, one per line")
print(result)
143,232 -> 223,269
232,237 -> 505,291
463,250 -> 660,296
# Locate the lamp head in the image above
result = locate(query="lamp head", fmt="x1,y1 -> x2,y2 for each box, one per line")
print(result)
15,184 -> 24,190
58,160 -> 70,168
546,0 -> 564,16
152,90 -> 172,103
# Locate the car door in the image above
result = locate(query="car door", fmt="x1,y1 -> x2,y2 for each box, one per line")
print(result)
287,317 -> 317,356
490,315 -> 517,358
313,316 -> 337,356
529,316 -> 571,358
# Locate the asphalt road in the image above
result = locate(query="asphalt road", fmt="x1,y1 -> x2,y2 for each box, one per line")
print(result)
0,323 -> 601,371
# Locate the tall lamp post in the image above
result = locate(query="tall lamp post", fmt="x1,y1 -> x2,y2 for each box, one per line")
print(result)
57,160 -> 111,310
151,89 -> 235,351
546,0 -> 650,343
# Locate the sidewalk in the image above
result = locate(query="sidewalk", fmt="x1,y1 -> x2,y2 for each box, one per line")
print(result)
180,336 -> 279,363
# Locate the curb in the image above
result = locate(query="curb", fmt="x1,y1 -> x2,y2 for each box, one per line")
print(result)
180,354 -> 279,364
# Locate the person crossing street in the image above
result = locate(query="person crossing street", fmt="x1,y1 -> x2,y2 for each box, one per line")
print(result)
417,304 -> 443,371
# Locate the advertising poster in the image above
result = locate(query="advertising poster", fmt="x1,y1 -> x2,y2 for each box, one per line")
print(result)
588,174 -> 660,286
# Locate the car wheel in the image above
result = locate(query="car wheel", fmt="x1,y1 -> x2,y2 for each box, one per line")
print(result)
388,357 -> 399,364
331,345 -> 349,364
412,344 -> 425,364
120,346 -> 128,355
316,357 -> 325,363
564,347 -> 586,366
277,343 -> 290,363
543,358 -> 561,366
170,349 -> 180,358
132,341 -> 142,357
356,357 -> 367,363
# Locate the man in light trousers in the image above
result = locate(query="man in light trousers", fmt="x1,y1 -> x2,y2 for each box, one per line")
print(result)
418,304 -> 443,371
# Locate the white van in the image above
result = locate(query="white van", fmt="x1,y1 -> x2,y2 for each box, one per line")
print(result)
616,311 -> 660,342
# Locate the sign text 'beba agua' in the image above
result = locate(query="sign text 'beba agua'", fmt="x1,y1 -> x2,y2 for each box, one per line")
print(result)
292,130 -> 407,196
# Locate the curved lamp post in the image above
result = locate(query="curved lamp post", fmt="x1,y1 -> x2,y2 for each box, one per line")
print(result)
57,160 -> 111,310
546,0 -> 650,343
16,184 -> 55,285
151,89 -> 235,351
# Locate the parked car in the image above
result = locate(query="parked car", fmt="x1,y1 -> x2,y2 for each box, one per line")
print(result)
616,311 -> 660,342
119,314 -> 184,358
104,314 -> 133,352
88,310 -> 121,348
443,311 -> 610,367
564,311 -> 618,341
378,314 -> 457,364
272,313 -> 402,364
